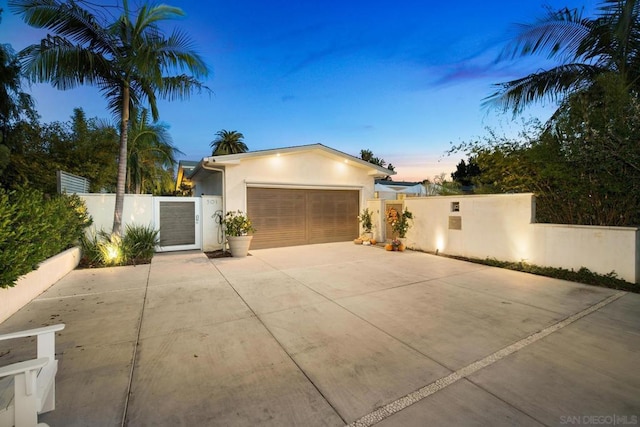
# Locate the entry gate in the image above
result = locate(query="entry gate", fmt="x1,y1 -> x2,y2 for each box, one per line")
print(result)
154,197 -> 202,252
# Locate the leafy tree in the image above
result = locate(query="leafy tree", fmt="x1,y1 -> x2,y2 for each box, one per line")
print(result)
359,148 -> 386,167
451,157 -> 481,186
486,0 -> 640,114
359,148 -> 394,179
11,0 -> 209,236
0,9 -> 36,155
451,91 -> 640,227
0,42 -> 35,142
128,108 -> 183,194
539,73 -> 640,225
66,108 -> 119,192
210,130 -> 248,155
1,108 -> 118,193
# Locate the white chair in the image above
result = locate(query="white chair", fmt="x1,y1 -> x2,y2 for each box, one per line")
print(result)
0,324 -> 65,427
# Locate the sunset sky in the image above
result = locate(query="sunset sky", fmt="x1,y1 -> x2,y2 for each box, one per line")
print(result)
1,0 -> 598,181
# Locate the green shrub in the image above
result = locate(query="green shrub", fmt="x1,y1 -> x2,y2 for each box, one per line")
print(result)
447,255 -> 638,293
80,224 -> 159,267
0,188 -> 93,288
122,224 -> 159,264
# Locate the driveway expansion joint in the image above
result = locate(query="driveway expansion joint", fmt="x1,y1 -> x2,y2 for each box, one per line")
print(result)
347,291 -> 627,427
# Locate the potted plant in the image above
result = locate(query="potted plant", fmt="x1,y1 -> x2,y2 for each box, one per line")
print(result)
222,210 -> 255,257
387,207 -> 413,242
358,208 -> 373,240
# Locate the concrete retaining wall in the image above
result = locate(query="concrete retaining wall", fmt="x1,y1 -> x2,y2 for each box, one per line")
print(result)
0,247 -> 81,323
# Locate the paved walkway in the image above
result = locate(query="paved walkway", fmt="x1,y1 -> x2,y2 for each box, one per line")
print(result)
1,243 -> 639,426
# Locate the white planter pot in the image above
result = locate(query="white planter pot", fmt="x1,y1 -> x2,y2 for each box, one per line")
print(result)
227,235 -> 253,258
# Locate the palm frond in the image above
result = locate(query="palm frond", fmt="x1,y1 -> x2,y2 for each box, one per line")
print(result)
484,63 -> 603,112
159,75 -> 210,101
19,37 -> 109,89
498,7 -> 592,62
9,0 -> 115,55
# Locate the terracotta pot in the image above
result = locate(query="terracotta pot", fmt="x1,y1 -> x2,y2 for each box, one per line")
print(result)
385,243 -> 393,251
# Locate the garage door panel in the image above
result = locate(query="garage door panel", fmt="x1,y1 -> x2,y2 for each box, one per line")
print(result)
247,187 -> 358,249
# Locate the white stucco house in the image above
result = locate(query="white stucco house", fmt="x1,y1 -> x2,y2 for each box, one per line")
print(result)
186,144 -> 394,249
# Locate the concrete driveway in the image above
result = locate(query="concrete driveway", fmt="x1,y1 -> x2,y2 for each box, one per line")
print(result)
0,242 -> 638,426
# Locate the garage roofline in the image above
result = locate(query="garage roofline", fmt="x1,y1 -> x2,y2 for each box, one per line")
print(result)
202,143 -> 395,178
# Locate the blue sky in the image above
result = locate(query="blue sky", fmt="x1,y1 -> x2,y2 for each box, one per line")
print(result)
1,0 -> 598,181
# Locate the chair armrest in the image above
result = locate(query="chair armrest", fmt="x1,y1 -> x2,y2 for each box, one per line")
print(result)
0,325 -> 65,342
0,358 -> 48,379
0,324 -> 65,362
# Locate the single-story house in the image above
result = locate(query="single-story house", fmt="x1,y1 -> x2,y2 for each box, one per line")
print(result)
374,179 -> 427,199
186,144 -> 394,249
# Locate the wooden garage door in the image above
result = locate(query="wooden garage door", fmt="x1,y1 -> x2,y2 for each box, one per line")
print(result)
247,187 -> 359,249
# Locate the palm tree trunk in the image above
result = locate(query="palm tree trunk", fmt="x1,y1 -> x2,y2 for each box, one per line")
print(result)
112,84 -> 130,237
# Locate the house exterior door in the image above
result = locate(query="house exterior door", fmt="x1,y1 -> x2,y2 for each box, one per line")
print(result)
384,201 -> 404,241
154,197 -> 202,252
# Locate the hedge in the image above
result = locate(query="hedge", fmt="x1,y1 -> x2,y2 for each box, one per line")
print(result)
0,188 -> 92,288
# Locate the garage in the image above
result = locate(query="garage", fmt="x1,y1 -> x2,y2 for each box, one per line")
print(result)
247,187 -> 359,249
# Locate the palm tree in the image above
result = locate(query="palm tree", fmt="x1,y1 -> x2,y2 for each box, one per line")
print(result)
127,108 -> 183,194
210,130 -> 248,155
10,0 -> 209,236
485,0 -> 640,114
0,38 -> 35,143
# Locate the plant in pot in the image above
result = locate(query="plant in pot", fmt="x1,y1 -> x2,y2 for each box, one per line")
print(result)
358,208 -> 373,240
222,210 -> 255,257
388,207 -> 413,244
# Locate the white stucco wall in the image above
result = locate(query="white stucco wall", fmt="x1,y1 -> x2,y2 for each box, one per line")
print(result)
221,149 -> 377,213
366,199 -> 385,242
202,195 -> 224,251
402,194 -> 638,283
193,170 -> 223,197
0,247 -> 81,323
405,194 -> 536,262
81,194 -> 154,235
530,224 -> 639,283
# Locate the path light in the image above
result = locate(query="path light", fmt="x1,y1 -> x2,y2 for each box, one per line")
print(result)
435,233 -> 445,254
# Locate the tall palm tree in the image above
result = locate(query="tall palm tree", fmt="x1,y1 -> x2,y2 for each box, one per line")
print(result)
210,130 -> 248,155
10,0 -> 209,236
485,0 -> 640,114
127,108 -> 183,194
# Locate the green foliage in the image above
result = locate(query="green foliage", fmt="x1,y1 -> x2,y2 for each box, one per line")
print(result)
79,224 -> 159,268
451,157 -> 481,187
210,130 -> 248,155
358,208 -> 373,232
359,148 -> 395,175
222,210 -> 255,236
127,108 -> 183,195
11,0 -> 210,235
451,256 -> 638,293
122,224 -> 160,264
487,0 -> 640,114
450,86 -> 640,227
1,109 -> 119,193
387,207 -> 413,238
0,35 -> 36,139
0,188 -> 92,288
